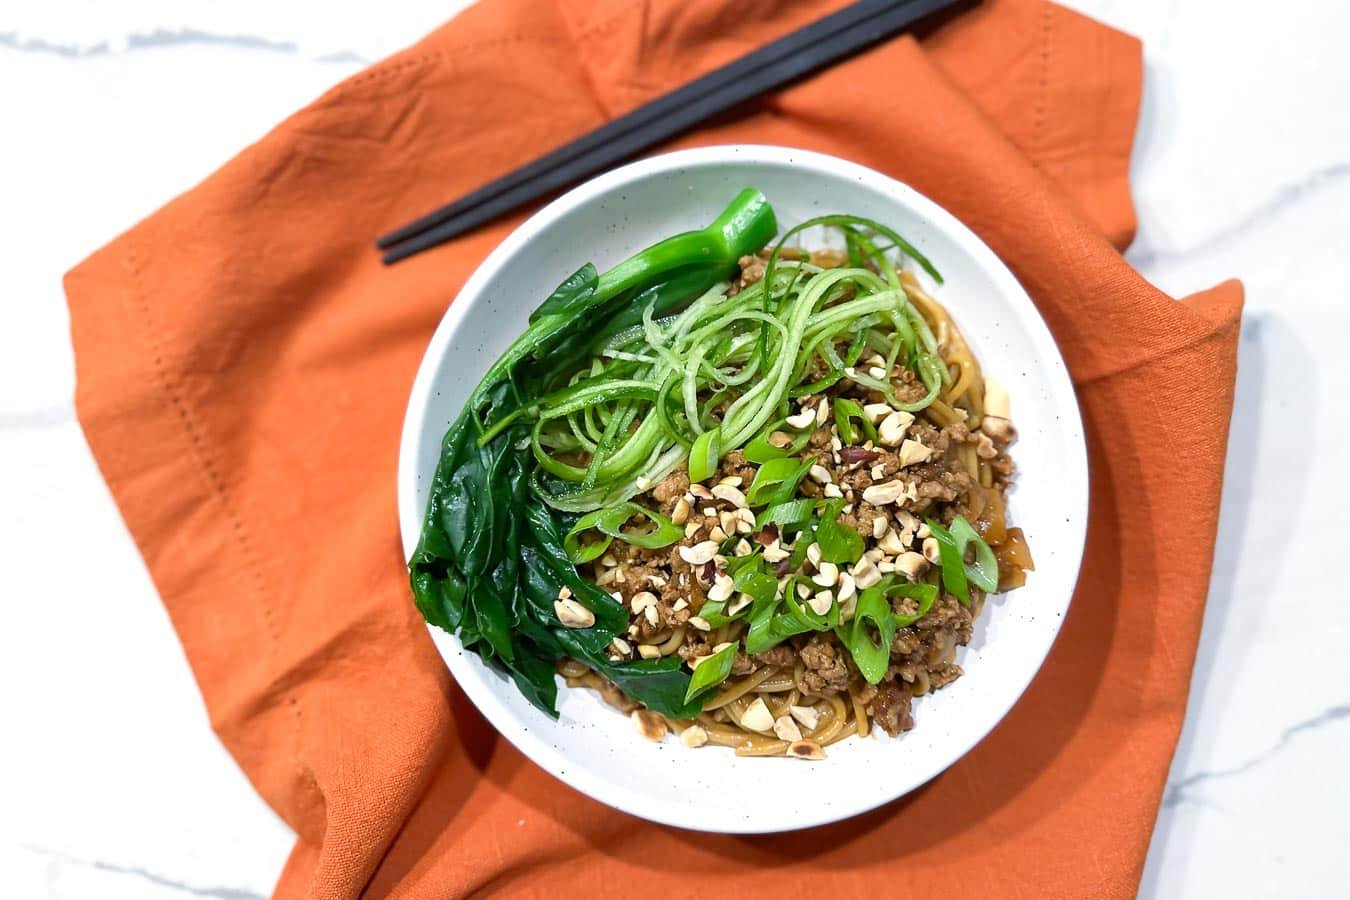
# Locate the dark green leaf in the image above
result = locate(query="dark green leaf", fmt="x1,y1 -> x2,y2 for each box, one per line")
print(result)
530,263 -> 598,323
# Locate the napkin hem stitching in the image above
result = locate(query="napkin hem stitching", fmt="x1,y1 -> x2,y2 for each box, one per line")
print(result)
121,236 -> 306,804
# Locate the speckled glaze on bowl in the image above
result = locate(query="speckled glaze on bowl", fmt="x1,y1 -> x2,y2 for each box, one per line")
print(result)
398,146 -> 1087,833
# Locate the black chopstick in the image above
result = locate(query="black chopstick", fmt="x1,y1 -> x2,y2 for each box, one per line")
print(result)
379,0 -> 960,264
378,0 -> 940,255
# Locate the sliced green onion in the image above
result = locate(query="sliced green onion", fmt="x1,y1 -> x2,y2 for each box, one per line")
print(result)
789,317 -> 871,396
522,208 -> 951,525
949,515 -> 999,592
720,555 -> 756,582
734,565 -> 779,607
561,515 -> 612,564
841,586 -> 897,684
683,641 -> 737,703
833,398 -> 878,445
688,426 -> 721,482
696,599 -> 738,628
925,518 -> 971,606
742,418 -> 812,464
744,598 -> 781,655
814,498 -> 864,565
745,577 -> 837,654
755,498 -> 815,534
746,456 -> 814,507
780,578 -> 839,632
563,502 -> 683,563
881,579 -> 938,628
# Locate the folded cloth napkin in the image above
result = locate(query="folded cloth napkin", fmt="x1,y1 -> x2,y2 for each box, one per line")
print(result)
65,0 -> 1242,895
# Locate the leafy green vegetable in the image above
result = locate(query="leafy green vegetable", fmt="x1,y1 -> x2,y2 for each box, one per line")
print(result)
530,263 -> 599,323
683,642 -> 738,703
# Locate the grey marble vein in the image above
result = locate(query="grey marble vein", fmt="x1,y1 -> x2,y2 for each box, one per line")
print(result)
0,31 -> 108,58
25,844 -> 266,900
0,28 -> 368,63
1163,703 -> 1350,808
1131,162 -> 1350,267
315,49 -> 370,64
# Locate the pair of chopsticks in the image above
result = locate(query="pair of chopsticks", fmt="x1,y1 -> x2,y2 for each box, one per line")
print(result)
377,0 -> 963,265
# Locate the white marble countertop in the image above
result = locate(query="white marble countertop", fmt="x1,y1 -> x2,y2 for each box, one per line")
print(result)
3,1 -> 1347,896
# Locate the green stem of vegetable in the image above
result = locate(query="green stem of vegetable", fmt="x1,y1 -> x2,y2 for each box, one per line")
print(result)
472,189 -> 777,440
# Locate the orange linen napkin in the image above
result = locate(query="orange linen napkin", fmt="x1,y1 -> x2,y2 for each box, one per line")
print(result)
66,0 -> 1241,896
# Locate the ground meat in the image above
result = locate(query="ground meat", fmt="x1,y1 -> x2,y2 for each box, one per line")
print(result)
943,422 -> 971,444
798,636 -> 852,695
650,470 -> 689,507
753,645 -> 797,669
893,369 -> 929,405
891,631 -> 922,657
707,639 -> 797,679
918,593 -> 974,641
716,449 -> 757,486
928,664 -> 964,691
677,634 -> 714,663
807,425 -> 834,450
735,254 -> 766,291
837,503 -> 873,537
606,541 -> 667,593
730,653 -> 758,676
599,541 -> 700,642
869,681 -> 914,736
911,463 -> 968,502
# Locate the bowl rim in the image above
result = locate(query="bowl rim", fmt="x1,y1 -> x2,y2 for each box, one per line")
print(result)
398,144 -> 1088,833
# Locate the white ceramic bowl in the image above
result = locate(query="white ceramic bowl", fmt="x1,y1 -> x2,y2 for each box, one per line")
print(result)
398,145 -> 1087,833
